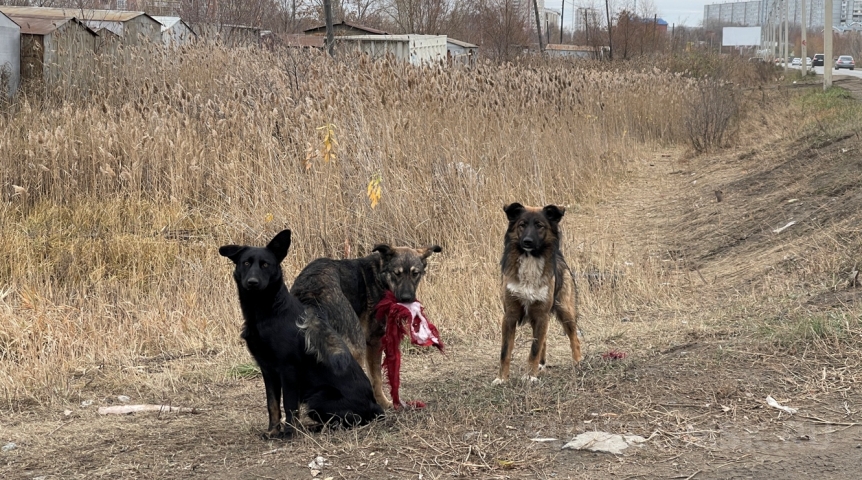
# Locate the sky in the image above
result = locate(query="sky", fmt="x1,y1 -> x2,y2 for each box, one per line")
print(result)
544,1 -> 709,28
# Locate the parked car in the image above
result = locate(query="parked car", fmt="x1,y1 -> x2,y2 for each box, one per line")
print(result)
812,53 -> 825,66
791,57 -> 802,66
835,55 -> 855,70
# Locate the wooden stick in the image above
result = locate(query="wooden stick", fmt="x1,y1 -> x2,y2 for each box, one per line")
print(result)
97,404 -> 198,415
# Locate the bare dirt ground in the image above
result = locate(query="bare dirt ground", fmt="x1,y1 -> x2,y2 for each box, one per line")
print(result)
3,86 -> 862,479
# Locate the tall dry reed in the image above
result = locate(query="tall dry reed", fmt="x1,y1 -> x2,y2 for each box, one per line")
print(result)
0,44 -> 724,404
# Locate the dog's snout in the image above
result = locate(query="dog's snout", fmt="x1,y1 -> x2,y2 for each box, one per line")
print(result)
246,277 -> 260,287
521,236 -> 535,249
397,293 -> 415,303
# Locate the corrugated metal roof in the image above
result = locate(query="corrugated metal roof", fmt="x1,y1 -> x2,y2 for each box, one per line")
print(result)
3,13 -> 95,36
152,16 -> 195,35
304,20 -> 389,36
447,38 -> 478,49
0,6 -> 152,23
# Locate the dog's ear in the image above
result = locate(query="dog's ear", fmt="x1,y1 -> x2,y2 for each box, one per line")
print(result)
503,203 -> 526,222
542,205 -> 566,223
266,229 -> 292,263
219,245 -> 246,263
372,244 -> 395,261
419,245 -> 442,259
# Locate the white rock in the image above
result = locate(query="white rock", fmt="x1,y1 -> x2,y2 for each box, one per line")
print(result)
561,431 -> 648,454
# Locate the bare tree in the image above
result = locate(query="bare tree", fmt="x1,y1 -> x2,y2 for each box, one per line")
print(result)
475,0 -> 529,62
385,0 -> 451,34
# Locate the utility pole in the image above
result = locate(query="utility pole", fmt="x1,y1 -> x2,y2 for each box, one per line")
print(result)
825,0 -> 833,89
323,0 -> 334,57
783,0 -> 789,73
560,0 -> 565,44
605,0 -> 613,60
533,0 -> 545,53
801,0 -> 807,74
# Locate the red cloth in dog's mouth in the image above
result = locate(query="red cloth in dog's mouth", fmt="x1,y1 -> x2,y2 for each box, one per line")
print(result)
374,291 -> 444,409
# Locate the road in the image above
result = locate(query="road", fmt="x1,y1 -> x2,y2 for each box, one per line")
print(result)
786,64 -> 862,78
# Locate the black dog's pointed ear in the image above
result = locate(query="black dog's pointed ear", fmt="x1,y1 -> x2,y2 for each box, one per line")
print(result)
543,205 -> 566,223
219,245 -> 246,263
503,203 -> 526,222
372,244 -> 395,260
419,245 -> 442,259
266,229 -> 292,263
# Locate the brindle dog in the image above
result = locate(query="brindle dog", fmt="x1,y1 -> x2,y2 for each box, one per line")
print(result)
290,244 -> 442,408
494,203 -> 582,384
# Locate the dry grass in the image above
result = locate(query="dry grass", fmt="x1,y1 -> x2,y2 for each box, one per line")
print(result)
2,46 -> 862,479
0,45 -> 721,406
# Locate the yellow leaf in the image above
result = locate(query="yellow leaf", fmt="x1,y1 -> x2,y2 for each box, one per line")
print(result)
264,213 -> 274,223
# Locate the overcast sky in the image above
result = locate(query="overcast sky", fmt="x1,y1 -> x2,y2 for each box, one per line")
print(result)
544,1 -> 708,28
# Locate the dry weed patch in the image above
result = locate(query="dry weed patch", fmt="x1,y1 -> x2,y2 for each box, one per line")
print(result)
1,45 -> 861,478
0,46 -> 724,404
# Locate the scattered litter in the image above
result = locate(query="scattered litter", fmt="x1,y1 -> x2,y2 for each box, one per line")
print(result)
97,404 -> 198,415
117,395 -> 131,403
308,456 -> 329,469
787,198 -> 799,203
530,437 -> 558,442
80,400 -> 93,408
766,395 -> 798,415
63,410 -> 72,417
602,350 -> 627,360
561,431 -> 648,454
772,221 -> 796,234
2,442 -> 16,452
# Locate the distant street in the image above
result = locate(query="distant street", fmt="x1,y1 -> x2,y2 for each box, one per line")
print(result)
788,64 -> 862,79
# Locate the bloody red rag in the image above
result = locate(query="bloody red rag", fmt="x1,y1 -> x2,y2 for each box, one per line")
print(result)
374,291 -> 444,409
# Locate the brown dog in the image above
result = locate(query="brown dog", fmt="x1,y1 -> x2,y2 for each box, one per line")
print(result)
494,203 -> 582,384
290,244 -> 442,408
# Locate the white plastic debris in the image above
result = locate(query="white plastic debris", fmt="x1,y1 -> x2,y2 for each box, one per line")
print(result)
530,437 -> 558,442
80,400 -> 93,408
772,221 -> 796,234
561,431 -> 648,454
308,456 -> 329,469
766,395 -> 798,415
117,395 -> 131,403
2,442 -> 16,452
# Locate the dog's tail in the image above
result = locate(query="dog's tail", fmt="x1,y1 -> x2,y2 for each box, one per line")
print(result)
297,308 -> 354,373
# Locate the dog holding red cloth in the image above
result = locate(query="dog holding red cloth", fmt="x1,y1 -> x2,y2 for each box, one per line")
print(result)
374,291 -> 444,408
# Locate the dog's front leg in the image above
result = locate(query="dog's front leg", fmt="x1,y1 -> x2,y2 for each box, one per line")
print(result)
494,299 -> 521,384
525,303 -> 551,381
366,345 -> 393,408
281,383 -> 300,436
261,369 -> 283,436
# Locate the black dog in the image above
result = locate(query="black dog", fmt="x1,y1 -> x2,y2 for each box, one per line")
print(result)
220,229 -> 382,436
290,244 -> 442,408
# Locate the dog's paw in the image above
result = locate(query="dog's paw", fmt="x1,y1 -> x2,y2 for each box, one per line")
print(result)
538,363 -> 546,371
520,374 -> 539,383
492,377 -> 506,385
263,425 -> 293,439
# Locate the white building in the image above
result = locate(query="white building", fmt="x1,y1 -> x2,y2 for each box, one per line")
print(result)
152,16 -> 196,47
0,10 -> 20,97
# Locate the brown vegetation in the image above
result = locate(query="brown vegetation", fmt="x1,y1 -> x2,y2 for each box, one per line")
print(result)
1,46 -> 860,478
